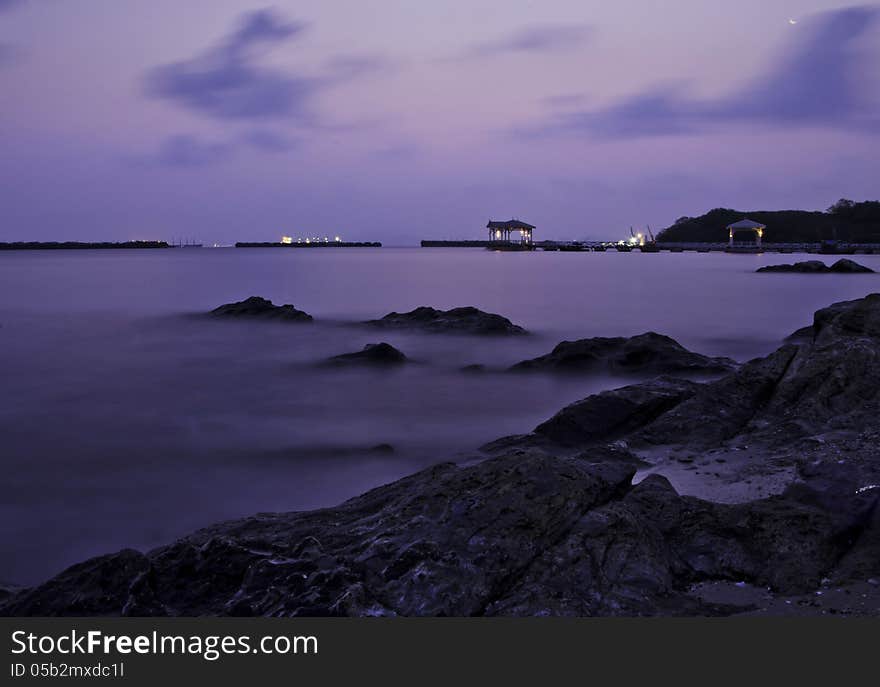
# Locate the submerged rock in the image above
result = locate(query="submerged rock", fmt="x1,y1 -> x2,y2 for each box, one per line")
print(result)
460,364 -> 487,373
831,258 -> 876,273
510,332 -> 735,375
757,259 -> 874,274
210,296 -> 313,322
323,343 -> 408,367
365,306 -> 526,335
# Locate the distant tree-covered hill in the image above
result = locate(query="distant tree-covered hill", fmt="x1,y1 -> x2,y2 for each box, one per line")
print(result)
656,199 -> 880,243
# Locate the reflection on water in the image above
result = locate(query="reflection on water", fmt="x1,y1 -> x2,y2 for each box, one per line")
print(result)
1,248 -> 878,584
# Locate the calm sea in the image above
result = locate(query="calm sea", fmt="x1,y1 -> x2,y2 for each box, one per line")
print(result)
1,247 -> 878,584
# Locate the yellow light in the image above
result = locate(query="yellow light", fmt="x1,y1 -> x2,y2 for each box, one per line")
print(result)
281,235 -> 293,244
334,236 -> 341,242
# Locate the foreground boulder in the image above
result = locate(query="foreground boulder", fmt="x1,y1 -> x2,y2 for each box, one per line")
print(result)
322,343 -> 408,367
636,293 -> 880,450
365,306 -> 526,335
757,259 -> 874,274
482,377 -> 699,453
210,296 -> 313,322
510,332 -> 735,376
2,454 -> 635,616
3,450 -> 870,617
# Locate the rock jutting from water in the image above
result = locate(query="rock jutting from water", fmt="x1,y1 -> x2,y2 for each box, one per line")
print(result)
756,259 -> 875,274
509,332 -> 736,375
210,296 -> 313,322
5,293 -> 880,617
322,343 -> 408,367
364,306 -> 526,335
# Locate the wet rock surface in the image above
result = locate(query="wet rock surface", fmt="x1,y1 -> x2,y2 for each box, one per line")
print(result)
482,377 -> 699,454
322,343 -> 408,367
510,332 -> 736,376
5,294 -> 880,617
210,296 -> 313,322
364,306 -> 526,335
757,259 -> 875,274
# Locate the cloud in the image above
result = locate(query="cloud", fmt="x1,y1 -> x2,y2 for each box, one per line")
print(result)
527,6 -> 880,138
239,129 -> 298,152
152,135 -> 234,167
131,129 -> 300,169
145,9 -> 316,121
324,54 -> 396,80
466,24 -> 592,58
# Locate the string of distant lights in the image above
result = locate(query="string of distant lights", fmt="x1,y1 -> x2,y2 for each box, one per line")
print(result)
281,236 -> 343,244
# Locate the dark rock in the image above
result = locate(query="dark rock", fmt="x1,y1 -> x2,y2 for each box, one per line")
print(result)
811,292 -> 880,341
323,343 -> 408,367
0,584 -> 24,603
5,454 -> 859,617
365,306 -> 526,335
756,259 -> 874,274
510,332 -> 735,376
757,260 -> 829,273
830,259 -> 875,273
460,364 -> 486,373
533,377 -> 700,448
368,443 -> 396,454
1,549 -> 149,617
634,345 -> 799,448
210,296 -> 313,322
785,325 -> 814,342
3,454 -> 636,616
631,293 -> 880,515
486,474 -> 844,615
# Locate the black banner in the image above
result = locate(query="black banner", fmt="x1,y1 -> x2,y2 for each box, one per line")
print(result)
2,617 -> 877,684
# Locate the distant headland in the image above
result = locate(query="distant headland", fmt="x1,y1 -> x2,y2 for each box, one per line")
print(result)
657,199 -> 880,244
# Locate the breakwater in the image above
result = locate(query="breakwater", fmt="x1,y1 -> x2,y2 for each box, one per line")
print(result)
0,241 -> 169,250
236,241 -> 382,248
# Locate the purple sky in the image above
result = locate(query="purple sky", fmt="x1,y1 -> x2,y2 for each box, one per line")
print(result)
1,1 -> 879,244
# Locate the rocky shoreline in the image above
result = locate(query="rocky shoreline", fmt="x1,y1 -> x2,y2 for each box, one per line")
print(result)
3,294 -> 880,617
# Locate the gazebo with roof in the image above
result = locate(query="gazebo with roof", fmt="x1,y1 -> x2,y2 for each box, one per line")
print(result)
727,219 -> 766,248
487,219 -> 535,244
